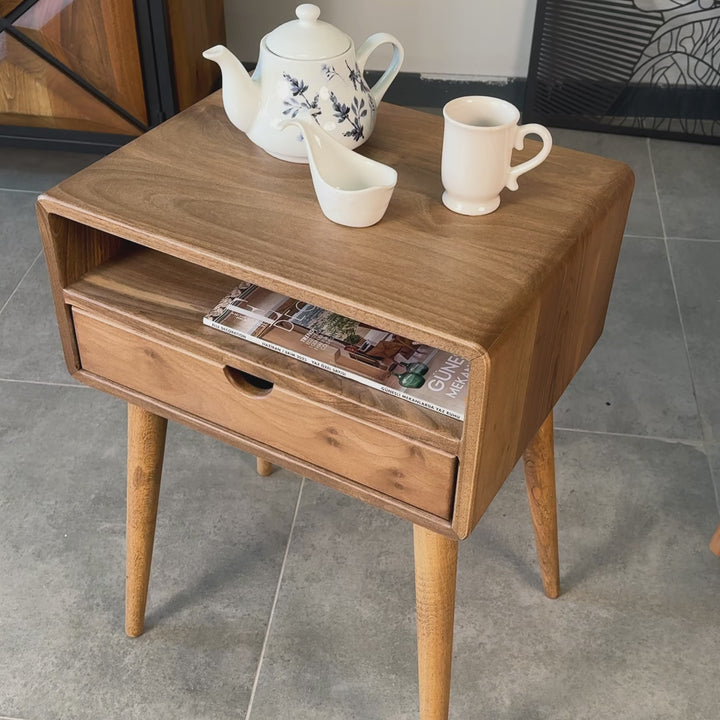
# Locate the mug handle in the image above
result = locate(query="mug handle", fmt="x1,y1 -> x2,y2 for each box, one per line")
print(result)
506,124 -> 553,191
356,33 -> 404,106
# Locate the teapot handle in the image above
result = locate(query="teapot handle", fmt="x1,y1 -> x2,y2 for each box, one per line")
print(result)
356,33 -> 404,106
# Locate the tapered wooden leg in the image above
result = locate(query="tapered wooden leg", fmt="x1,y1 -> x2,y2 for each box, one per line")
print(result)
256,457 -> 273,476
522,410 -> 560,599
126,404 -> 167,637
710,523 -> 720,557
414,525 -> 458,720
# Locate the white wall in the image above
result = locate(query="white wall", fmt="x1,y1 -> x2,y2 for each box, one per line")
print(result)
224,0 -> 538,80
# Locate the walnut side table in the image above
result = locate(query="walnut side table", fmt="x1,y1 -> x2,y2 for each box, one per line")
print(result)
37,95 -> 633,720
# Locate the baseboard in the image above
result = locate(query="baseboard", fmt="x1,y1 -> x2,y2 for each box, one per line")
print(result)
363,70 -> 527,109
0,126 -> 135,153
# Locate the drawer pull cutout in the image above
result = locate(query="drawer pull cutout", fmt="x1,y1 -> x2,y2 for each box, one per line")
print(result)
223,366 -> 274,397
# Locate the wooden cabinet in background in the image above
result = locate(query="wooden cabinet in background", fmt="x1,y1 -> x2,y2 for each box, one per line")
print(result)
0,0 -> 225,151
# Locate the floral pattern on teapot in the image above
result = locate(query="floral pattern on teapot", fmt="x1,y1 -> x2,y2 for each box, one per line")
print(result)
281,61 -> 376,145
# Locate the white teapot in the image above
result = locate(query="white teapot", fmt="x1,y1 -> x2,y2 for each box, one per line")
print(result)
203,4 -> 404,163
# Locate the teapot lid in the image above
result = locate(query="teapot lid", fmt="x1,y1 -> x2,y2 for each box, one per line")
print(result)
265,4 -> 350,60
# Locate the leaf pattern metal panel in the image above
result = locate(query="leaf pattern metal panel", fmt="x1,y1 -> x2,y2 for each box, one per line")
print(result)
525,0 -> 720,142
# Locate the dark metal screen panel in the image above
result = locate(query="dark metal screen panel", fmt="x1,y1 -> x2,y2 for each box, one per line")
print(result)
524,0 -> 720,144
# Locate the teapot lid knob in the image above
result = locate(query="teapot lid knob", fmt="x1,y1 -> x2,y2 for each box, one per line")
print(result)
265,3 -> 350,60
296,4 -> 321,24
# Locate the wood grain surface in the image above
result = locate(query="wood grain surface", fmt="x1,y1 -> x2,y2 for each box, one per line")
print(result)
74,309 -> 458,518
12,0 -> 147,123
2,0 -> 224,134
74,368 -> 458,537
0,0 -> 23,17
522,411 -> 559,598
37,211 -> 126,372
454,171 -> 632,537
62,245 -> 462,452
40,96 -> 633,358
0,32 -> 141,134
38,98 -> 634,539
165,0 -> 225,111
125,403 -> 167,637
414,525 -> 458,720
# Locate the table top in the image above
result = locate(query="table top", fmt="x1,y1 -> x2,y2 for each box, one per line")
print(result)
41,93 -> 634,361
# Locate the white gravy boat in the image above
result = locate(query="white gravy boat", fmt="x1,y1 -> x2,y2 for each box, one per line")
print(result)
281,117 -> 397,227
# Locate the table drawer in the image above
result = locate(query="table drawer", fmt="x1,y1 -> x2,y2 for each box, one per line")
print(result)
73,309 -> 457,518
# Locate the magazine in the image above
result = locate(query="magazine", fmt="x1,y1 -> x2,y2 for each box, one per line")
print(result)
203,282 -> 469,420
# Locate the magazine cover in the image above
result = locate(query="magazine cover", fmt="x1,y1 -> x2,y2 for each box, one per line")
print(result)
203,283 -> 469,420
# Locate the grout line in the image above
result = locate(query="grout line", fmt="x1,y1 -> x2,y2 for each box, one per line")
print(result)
647,139 -> 720,510
0,377 -> 90,389
0,187 -> 42,195
625,234 -> 720,244
647,137 -> 668,240
0,716 -> 32,720
245,477 -> 305,720
555,425 -> 704,447
0,250 -> 42,318
665,235 -> 720,244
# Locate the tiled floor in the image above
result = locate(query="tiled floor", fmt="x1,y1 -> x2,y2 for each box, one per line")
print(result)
1,125 -> 719,720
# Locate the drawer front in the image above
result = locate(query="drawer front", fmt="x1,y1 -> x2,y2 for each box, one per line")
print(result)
73,310 -> 457,518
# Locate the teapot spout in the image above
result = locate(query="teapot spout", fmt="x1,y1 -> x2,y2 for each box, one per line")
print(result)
202,45 -> 259,134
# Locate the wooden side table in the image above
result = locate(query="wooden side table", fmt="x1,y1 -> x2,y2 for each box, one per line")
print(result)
37,95 -> 633,719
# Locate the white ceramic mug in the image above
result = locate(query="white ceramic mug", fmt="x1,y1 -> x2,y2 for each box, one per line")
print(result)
441,96 -> 553,215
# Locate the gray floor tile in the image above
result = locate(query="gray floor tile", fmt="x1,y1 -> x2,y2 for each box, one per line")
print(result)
249,431 -> 719,720
550,128 -> 662,238
650,139 -> 720,241
0,147 -> 102,194
667,239 -> 720,502
0,382 -> 301,720
246,481 -> 418,720
0,256 -> 74,384
667,240 -> 720,443
0,191 -> 41,308
2,113 -> 718,720
452,433 -> 719,720
555,236 -> 701,440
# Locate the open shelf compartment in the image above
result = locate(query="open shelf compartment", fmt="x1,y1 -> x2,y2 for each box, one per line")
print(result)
44,216 -> 464,523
